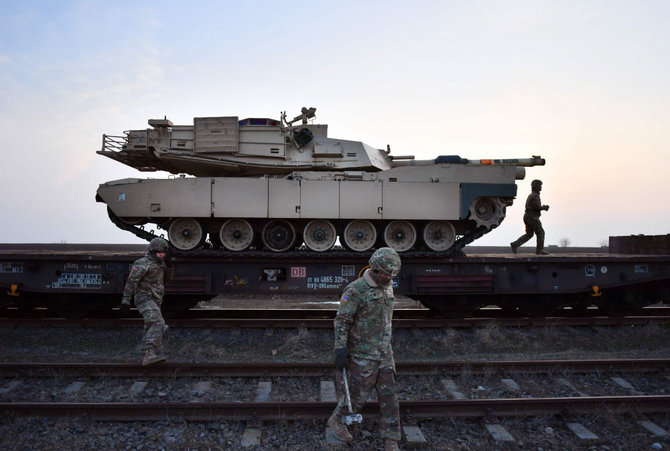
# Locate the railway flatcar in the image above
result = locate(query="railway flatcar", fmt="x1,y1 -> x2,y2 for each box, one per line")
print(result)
1,238 -> 668,318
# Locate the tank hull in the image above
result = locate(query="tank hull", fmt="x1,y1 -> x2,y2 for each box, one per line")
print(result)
97,163 -> 519,253
97,167 -> 518,220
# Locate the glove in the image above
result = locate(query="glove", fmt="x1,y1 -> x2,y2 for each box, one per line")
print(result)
334,347 -> 348,369
542,205 -> 550,211
120,300 -> 131,314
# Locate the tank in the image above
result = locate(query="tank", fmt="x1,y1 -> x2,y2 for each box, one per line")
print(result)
96,107 -> 545,253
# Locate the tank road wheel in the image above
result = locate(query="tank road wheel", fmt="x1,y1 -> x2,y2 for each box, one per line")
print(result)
423,221 -> 456,252
262,220 -> 296,252
342,220 -> 377,252
383,220 -> 417,252
468,197 -> 507,229
303,220 -> 337,252
219,219 -> 254,251
168,218 -> 205,251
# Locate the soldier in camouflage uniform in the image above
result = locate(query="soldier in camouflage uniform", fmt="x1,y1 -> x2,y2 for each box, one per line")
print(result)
328,247 -> 402,451
511,179 -> 550,255
121,237 -> 173,366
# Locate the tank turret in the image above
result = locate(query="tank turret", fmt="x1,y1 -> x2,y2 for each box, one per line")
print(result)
96,108 -> 545,254
97,107 -> 399,177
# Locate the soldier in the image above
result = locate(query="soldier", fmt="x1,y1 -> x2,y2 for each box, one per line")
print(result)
120,237 -> 173,366
328,247 -> 402,451
510,179 -> 550,255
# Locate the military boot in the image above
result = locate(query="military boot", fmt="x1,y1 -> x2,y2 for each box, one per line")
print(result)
510,242 -> 519,254
327,413 -> 352,443
385,439 -> 400,451
536,249 -> 549,255
142,350 -> 166,366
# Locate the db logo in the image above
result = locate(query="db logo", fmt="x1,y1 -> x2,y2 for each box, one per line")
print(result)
291,267 -> 307,278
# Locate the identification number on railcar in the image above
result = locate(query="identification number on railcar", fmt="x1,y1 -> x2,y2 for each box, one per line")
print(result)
0,262 -> 23,273
49,273 -> 102,289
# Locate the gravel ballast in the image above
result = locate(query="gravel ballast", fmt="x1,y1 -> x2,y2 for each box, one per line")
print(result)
1,306 -> 670,449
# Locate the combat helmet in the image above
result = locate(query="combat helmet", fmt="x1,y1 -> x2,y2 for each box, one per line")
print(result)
369,247 -> 401,277
148,237 -> 169,253
531,179 -> 543,190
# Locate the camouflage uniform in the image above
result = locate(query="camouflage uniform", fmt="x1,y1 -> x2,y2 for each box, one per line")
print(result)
511,180 -> 549,254
330,259 -> 401,442
121,240 -> 172,362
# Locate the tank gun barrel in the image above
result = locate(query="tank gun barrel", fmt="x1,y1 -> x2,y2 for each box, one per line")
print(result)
470,155 -> 546,167
392,159 -> 441,167
393,155 -> 545,168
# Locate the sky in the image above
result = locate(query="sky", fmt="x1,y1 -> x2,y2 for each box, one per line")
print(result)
1,0 -> 668,247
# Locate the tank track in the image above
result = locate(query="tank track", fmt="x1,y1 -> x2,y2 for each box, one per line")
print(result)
107,209 -> 496,259
107,208 -> 167,242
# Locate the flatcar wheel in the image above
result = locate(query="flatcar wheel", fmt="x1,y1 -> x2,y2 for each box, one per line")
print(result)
596,290 -> 647,317
262,220 -> 296,252
383,221 -> 417,252
168,218 -> 205,251
219,219 -> 254,251
342,220 -> 377,252
52,296 -> 91,319
423,221 -> 456,252
303,220 -> 337,252
521,305 -> 558,318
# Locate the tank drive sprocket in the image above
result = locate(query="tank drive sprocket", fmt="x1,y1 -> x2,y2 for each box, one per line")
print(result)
468,197 -> 507,229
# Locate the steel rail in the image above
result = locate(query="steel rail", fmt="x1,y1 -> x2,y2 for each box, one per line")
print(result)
2,395 -> 670,421
2,315 -> 669,329
2,358 -> 669,378
165,315 -> 670,329
180,307 -> 670,319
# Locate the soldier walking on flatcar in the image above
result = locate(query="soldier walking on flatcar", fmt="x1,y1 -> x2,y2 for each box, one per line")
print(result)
327,247 -> 402,451
511,179 -> 550,255
120,237 -> 173,366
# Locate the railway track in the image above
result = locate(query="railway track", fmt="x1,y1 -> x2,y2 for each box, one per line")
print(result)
2,358 -> 669,447
2,358 -> 670,377
2,312 -> 670,329
3,396 -> 670,421
4,305 -> 670,321
5,342 -> 670,449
